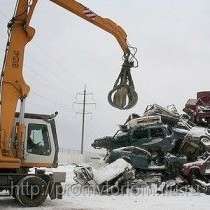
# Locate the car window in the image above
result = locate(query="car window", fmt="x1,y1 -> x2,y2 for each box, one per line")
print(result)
177,122 -> 190,130
122,148 -> 132,152
132,148 -> 146,155
150,127 -> 164,138
123,147 -> 137,153
132,128 -> 148,139
122,147 -> 148,156
166,127 -> 173,136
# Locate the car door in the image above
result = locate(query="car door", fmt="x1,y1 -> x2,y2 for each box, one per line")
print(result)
129,147 -> 151,169
145,127 -> 166,152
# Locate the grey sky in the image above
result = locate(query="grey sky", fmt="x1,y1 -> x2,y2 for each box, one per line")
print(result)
0,0 -> 210,151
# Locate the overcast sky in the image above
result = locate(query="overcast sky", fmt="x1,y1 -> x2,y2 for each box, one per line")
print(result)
0,0 -> 210,151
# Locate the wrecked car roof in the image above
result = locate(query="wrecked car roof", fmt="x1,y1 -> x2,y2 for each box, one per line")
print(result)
93,158 -> 132,184
127,116 -> 162,128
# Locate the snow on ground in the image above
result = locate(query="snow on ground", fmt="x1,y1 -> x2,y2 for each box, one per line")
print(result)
0,164 -> 210,210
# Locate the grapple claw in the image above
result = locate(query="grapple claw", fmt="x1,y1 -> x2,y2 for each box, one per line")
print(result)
108,57 -> 138,110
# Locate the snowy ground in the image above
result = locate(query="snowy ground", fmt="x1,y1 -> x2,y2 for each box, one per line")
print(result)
0,164 -> 210,210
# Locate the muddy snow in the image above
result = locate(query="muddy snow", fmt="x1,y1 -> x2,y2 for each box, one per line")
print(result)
0,164 -> 210,210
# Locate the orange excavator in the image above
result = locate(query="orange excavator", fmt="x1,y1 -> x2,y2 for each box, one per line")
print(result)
0,0 -> 138,206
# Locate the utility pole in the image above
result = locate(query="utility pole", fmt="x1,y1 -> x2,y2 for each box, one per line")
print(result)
73,85 -> 96,154
81,86 -> 86,155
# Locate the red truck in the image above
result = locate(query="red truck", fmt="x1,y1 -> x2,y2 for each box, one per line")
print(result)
183,91 -> 210,126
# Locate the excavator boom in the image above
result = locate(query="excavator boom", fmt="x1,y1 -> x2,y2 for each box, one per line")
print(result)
0,0 -> 138,168
50,0 -> 130,55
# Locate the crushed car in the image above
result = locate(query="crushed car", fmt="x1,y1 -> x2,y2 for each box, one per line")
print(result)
182,152 -> 210,178
183,91 -> 210,126
144,104 -> 180,125
73,158 -> 135,194
104,146 -> 152,170
92,116 -> 178,155
178,127 -> 210,161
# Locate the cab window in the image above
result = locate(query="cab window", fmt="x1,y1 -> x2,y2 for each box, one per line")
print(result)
27,123 -> 51,156
132,128 -> 148,139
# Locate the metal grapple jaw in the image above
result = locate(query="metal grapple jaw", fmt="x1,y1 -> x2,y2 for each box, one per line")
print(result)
108,55 -> 138,110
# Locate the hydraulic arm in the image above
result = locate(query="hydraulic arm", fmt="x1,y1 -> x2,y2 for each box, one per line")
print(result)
0,0 -> 138,167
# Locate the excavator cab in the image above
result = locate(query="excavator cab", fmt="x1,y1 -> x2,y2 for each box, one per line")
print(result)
14,113 -> 59,168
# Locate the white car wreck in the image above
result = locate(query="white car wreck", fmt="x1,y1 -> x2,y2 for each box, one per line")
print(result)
73,158 -> 135,194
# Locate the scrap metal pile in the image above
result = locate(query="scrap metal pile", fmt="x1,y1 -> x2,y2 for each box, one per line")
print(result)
87,103 -> 210,195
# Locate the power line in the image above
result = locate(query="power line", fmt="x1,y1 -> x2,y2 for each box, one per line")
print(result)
0,46 -> 73,98
0,9 -> 9,20
31,89 -> 72,110
25,63 -> 73,97
25,55 -> 76,97
0,8 -> 94,116
0,7 -> 100,108
33,44 -> 82,82
0,38 -> 74,111
0,49 -> 74,111
0,9 -> 81,97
